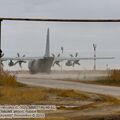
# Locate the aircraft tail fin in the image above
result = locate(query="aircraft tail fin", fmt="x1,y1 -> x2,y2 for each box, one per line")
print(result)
44,28 -> 50,57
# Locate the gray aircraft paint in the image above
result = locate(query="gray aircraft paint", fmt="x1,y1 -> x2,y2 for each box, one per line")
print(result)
28,28 -> 54,74
45,28 -> 50,57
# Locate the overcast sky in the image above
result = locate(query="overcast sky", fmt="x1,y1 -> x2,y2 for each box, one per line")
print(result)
0,0 -> 120,70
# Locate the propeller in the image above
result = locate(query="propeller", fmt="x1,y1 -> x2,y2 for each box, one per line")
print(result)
61,46 -> 64,54
70,52 -> 80,67
70,52 -> 78,58
8,60 -> 17,67
52,53 -> 61,67
17,53 -> 26,58
16,53 -> 27,68
66,60 -> 73,66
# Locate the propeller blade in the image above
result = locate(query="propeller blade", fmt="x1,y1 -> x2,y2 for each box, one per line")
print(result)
22,61 -> 27,63
54,61 -> 61,67
1,61 -> 4,66
51,53 -> 55,58
22,55 -> 25,57
56,62 -> 61,67
72,62 -> 74,67
1,53 -> 4,58
19,62 -> 22,68
51,53 -> 61,67
73,60 -> 80,66
61,46 -> 64,53
17,53 -> 20,57
57,53 -> 60,57
70,54 -> 73,57
17,60 -> 26,68
16,53 -> 27,68
75,52 -> 78,57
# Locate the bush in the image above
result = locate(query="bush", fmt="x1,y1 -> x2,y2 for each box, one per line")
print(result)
0,71 -> 17,87
110,69 -> 120,81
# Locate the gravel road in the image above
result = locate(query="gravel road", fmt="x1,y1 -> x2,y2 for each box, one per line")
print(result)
17,72 -> 120,98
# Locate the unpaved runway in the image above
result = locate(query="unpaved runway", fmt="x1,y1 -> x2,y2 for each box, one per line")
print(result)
16,70 -> 109,81
17,72 -> 120,98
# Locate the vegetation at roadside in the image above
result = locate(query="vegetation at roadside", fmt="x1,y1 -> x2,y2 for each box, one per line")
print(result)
0,71 -> 25,87
0,71 -> 120,120
0,71 -> 93,104
0,71 -> 119,105
83,70 -> 120,86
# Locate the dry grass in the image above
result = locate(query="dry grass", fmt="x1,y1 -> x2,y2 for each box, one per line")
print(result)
3,118 -> 69,120
0,71 -> 120,120
27,118 -> 69,120
0,71 -> 46,104
0,87 -> 47,104
110,69 -> 120,81
0,71 -> 17,86
0,71 -> 89,104
83,69 -> 120,86
0,86 -> 95,105
68,115 -> 120,120
0,71 -> 120,103
0,71 -> 118,105
46,89 -> 89,100
0,71 -> 25,87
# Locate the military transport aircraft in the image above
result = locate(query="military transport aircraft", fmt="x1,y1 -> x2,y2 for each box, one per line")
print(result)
1,28 -> 114,74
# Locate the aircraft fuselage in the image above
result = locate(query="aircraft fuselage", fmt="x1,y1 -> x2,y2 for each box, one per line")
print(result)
28,57 -> 54,74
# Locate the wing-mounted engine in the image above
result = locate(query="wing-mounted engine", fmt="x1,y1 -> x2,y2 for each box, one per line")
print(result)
52,53 -> 61,67
8,60 -> 17,67
8,53 -> 27,68
70,52 -> 80,67
66,52 -> 80,67
16,53 -> 27,68
66,60 -> 73,66
73,60 -> 80,66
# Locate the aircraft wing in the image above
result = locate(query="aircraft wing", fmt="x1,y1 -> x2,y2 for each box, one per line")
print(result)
1,56 -> 44,61
54,57 -> 115,61
1,56 -> 115,61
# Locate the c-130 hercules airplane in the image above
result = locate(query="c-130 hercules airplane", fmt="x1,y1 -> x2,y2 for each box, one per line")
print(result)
1,28 -> 114,74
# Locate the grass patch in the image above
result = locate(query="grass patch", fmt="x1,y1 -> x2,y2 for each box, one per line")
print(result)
0,71 -> 17,86
0,71 -> 120,120
0,86 -> 94,104
87,79 -> 120,86
0,71 -> 85,104
46,89 -> 89,100
0,87 -> 47,104
0,71 -> 118,105
0,71 -> 47,104
83,70 -> 120,86
0,71 -> 25,87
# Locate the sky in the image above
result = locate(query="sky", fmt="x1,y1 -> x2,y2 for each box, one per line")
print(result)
0,0 -> 120,70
